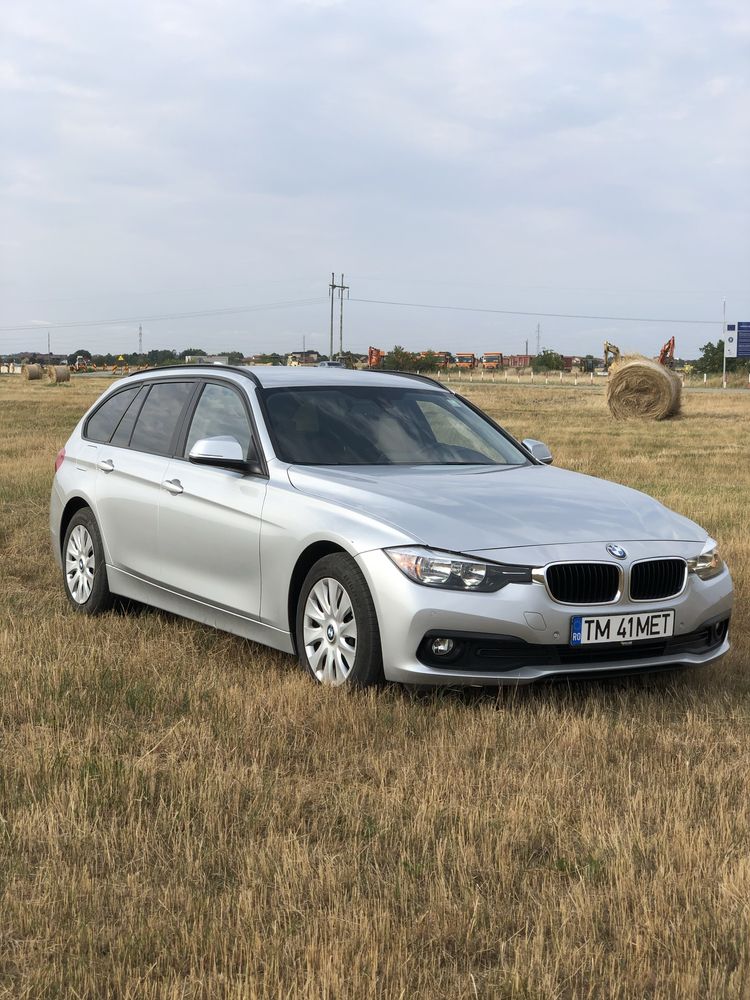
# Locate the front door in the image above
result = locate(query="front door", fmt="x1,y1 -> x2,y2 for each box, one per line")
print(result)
157,380 -> 267,618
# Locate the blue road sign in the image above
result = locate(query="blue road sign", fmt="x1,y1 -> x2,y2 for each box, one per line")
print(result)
725,322 -> 750,358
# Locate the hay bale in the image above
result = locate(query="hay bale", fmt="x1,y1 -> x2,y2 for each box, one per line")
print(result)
607,355 -> 681,420
47,365 -> 71,383
22,364 -> 42,380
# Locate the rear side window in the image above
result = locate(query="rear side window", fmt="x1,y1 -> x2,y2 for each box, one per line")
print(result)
130,382 -> 195,456
85,387 -> 141,443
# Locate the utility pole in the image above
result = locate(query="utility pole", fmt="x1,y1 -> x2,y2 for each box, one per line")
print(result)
338,273 -> 349,358
329,273 -> 336,359
536,322 -> 541,355
328,272 -> 349,358
721,298 -> 727,390
138,323 -> 143,357
525,338 -> 529,356
47,331 -> 51,365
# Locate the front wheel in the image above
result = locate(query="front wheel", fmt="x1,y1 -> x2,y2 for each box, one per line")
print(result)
296,554 -> 383,687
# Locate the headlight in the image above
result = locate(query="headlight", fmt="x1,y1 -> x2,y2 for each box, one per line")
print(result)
385,546 -> 532,592
688,539 -> 724,580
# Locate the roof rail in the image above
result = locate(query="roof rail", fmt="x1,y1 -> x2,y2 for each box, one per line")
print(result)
382,370 -> 453,391
125,364 -> 450,392
125,363 -> 263,389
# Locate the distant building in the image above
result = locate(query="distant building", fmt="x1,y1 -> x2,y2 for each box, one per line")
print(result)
287,350 -> 321,366
184,355 -> 229,365
241,354 -> 282,365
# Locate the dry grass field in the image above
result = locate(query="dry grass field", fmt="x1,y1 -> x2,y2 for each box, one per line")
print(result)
1,374 -> 749,999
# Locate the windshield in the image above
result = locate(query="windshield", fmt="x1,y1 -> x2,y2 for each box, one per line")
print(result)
261,386 -> 528,466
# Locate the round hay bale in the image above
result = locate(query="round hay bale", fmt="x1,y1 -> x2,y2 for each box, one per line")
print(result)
22,363 -> 42,380
47,365 -> 71,383
607,355 -> 681,420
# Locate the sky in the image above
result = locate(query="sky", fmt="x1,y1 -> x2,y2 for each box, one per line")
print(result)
1,0 -> 748,360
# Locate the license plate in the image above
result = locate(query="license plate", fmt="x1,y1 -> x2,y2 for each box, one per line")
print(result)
570,610 -> 675,646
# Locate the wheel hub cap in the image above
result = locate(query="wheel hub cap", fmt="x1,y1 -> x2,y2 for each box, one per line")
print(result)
65,524 -> 96,605
302,577 -> 358,686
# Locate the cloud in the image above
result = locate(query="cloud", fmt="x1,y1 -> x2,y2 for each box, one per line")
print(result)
0,0 -> 748,356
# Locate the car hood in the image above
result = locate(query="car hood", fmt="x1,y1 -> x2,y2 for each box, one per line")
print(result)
286,464 -> 705,552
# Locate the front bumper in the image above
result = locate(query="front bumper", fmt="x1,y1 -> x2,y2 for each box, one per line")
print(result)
356,548 -> 734,686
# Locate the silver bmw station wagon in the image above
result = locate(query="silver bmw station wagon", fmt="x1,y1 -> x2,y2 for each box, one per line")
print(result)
50,366 -> 732,687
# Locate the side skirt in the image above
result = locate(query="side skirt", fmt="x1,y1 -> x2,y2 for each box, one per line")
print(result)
107,566 -> 295,654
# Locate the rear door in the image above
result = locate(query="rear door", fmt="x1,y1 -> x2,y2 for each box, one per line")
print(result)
94,379 -> 197,581
157,379 -> 267,617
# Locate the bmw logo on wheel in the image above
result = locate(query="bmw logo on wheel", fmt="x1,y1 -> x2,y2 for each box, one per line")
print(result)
606,544 -> 627,559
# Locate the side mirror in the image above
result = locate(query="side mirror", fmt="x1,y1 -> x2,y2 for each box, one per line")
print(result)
522,438 -> 553,465
189,435 -> 263,474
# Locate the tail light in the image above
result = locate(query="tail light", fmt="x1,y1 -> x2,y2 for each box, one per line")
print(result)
54,447 -> 66,473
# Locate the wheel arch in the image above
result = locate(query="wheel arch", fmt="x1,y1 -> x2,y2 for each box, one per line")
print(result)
288,541 -> 349,652
59,497 -> 93,555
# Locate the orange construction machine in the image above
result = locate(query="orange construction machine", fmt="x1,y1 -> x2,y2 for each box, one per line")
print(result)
418,351 -> 452,367
367,347 -> 386,368
454,352 -> 477,369
481,352 -> 504,370
659,336 -> 676,369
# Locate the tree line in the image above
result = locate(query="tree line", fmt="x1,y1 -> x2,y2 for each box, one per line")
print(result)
5,340 -> 745,373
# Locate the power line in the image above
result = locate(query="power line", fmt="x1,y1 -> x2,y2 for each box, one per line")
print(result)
348,297 -> 722,326
0,297 -> 326,337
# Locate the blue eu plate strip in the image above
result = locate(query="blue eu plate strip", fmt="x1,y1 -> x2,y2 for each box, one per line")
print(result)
570,616 -> 583,646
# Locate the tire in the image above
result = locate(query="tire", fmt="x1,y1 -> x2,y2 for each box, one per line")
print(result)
296,553 -> 384,687
61,508 -> 114,614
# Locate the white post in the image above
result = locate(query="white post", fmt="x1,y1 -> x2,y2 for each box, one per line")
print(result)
574,374 -> 578,385
545,375 -> 548,385
504,370 -> 508,382
559,371 -> 562,383
531,370 -> 534,382
590,372 -> 593,384
722,298 -> 727,389
704,372 -> 707,384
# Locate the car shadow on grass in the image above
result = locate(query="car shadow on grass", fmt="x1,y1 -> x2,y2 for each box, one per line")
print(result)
399,662 -> 718,712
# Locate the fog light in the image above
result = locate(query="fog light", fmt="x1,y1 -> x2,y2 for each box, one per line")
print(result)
431,637 -> 455,656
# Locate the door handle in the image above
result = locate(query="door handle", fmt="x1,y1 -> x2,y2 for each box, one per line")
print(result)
163,478 -> 184,495
98,458 -> 114,473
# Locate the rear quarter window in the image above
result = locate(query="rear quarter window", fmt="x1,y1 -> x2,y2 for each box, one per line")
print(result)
84,387 -> 142,443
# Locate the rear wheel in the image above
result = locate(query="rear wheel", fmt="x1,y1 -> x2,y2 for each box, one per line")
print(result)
296,554 -> 383,687
62,508 -> 114,614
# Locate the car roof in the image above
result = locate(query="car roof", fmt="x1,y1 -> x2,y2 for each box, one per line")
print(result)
127,364 -> 448,392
